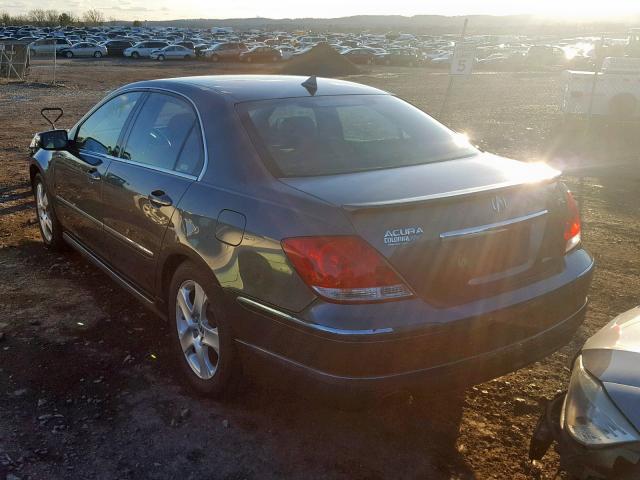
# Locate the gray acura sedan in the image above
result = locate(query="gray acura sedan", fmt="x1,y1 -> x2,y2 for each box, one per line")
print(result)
29,75 -> 594,398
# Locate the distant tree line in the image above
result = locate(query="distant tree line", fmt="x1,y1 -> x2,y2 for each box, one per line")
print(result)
0,9 -> 111,27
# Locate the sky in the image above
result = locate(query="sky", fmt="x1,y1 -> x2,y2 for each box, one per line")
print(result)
1,0 -> 639,21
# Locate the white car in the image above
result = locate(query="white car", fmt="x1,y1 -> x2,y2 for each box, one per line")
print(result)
59,42 -> 108,58
562,57 -> 640,119
150,45 -> 195,61
29,38 -> 72,56
431,53 -> 454,65
124,41 -> 169,59
277,46 -> 296,60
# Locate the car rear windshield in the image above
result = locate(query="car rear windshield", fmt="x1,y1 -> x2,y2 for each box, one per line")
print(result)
238,95 -> 478,177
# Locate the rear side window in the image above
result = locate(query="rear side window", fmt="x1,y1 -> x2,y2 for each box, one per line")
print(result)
76,92 -> 142,156
240,95 -> 478,177
121,93 -> 203,175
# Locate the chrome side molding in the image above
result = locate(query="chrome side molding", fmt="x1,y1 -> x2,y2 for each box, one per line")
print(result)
236,296 -> 394,336
57,195 -> 154,257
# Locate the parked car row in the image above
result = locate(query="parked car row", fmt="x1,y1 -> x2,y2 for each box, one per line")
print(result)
0,23 -> 612,69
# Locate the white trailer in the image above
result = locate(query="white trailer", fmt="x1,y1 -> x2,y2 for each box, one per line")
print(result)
562,57 -> 640,120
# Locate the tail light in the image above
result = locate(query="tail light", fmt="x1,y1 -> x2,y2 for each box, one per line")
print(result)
281,236 -> 413,303
564,190 -> 581,253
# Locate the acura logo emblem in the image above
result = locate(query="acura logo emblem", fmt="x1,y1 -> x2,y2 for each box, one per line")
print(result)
490,195 -> 508,214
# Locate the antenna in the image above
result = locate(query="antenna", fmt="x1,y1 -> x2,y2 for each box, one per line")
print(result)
41,108 -> 64,129
301,75 -> 318,96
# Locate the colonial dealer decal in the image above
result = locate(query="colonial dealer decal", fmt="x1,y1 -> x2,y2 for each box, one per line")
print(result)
384,227 -> 424,245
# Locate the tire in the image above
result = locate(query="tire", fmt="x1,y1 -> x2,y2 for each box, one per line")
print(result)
94,51 -> 102,58
168,261 -> 238,397
131,51 -> 139,59
32,173 -> 65,250
157,55 -> 165,61
65,51 -> 73,58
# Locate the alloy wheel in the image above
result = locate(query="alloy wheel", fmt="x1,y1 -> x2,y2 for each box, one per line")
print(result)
175,280 -> 220,380
36,182 -> 53,243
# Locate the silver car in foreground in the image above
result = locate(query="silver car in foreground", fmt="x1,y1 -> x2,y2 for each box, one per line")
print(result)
531,306 -> 640,479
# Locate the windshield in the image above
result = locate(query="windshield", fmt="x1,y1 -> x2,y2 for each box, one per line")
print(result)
239,95 -> 478,177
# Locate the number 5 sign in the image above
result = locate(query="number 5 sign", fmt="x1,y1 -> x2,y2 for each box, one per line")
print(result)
451,43 -> 476,76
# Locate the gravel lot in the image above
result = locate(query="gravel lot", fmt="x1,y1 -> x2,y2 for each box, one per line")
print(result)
1,58 -> 639,480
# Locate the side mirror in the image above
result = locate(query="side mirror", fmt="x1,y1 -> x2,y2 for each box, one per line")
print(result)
30,129 -> 69,153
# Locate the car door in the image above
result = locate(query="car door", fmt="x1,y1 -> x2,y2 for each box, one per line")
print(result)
85,43 -> 97,56
102,91 -> 205,294
135,42 -> 149,56
53,91 -> 143,260
76,43 -> 89,56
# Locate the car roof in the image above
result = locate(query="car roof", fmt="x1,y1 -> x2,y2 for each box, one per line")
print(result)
120,75 -> 389,103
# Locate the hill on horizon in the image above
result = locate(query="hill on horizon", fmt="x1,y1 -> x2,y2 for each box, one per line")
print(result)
137,14 -> 640,36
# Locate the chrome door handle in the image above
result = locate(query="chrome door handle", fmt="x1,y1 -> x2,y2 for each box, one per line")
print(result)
87,168 -> 101,181
148,190 -> 173,207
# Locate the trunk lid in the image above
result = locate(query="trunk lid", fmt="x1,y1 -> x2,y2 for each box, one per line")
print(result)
281,154 -> 566,306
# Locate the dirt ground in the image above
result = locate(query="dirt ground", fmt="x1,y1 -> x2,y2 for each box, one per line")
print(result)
0,58 -> 639,480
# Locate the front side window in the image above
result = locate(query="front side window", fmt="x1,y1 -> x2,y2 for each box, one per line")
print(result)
75,92 -> 142,156
122,93 -> 203,175
240,95 -> 478,177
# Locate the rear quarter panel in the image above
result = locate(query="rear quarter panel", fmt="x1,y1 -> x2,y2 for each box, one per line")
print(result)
161,180 -> 356,313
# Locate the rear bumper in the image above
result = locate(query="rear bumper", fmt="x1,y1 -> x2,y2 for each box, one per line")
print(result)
233,251 -> 594,395
237,299 -> 588,395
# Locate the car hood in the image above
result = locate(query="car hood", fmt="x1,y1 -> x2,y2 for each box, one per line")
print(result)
582,306 -> 640,430
279,153 -> 560,209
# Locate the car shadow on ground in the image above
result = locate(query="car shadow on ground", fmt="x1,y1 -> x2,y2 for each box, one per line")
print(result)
0,240 -> 474,479
0,182 -> 33,217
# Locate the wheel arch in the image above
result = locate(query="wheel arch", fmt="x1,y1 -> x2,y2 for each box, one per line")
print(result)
156,247 -> 223,320
29,153 -> 53,189
29,163 -> 41,186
